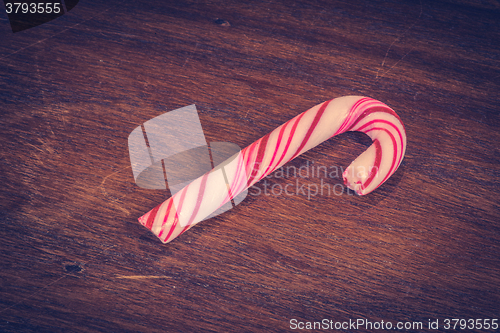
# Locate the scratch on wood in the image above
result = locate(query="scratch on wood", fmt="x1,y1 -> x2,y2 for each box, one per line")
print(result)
99,165 -> 132,197
116,275 -> 173,279
181,42 -> 199,68
99,165 -> 133,214
376,0 -> 423,79
117,206 -> 131,216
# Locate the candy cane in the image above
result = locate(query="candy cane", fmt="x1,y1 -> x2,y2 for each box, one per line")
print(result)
138,96 -> 407,243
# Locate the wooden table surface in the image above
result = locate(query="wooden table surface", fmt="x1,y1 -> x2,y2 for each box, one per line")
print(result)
1,0 -> 499,332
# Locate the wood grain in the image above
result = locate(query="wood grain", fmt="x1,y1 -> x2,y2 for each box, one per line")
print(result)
1,0 -> 499,332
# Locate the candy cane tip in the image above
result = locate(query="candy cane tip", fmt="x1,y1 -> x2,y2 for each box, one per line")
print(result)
343,168 -> 364,196
138,212 -> 151,228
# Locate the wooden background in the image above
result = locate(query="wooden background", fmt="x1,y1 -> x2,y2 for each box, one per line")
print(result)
1,0 -> 499,332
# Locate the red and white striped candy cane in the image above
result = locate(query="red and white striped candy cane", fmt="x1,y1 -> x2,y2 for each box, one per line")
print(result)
138,96 -> 407,243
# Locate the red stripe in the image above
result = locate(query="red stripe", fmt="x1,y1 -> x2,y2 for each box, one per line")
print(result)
187,172 -> 210,226
358,119 -> 404,169
160,199 -> 175,228
266,123 -> 288,173
361,127 -> 398,188
273,112 -> 306,168
336,97 -> 371,135
158,199 -> 175,238
347,106 -> 401,133
355,119 -> 402,180
247,133 -> 270,186
291,100 -> 331,160
242,139 -> 259,179
227,152 -> 247,200
226,181 -> 236,202
163,185 -> 189,242
145,203 -> 162,229
361,139 -> 382,189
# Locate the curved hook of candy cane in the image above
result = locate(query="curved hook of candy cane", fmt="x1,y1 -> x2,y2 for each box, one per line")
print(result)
335,97 -> 407,195
138,96 -> 406,244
